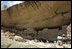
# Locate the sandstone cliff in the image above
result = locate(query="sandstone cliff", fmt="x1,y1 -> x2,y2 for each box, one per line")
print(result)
1,1 -> 71,29
1,1 -> 71,41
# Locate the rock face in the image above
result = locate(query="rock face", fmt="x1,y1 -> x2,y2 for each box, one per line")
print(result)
67,24 -> 71,36
37,25 -> 68,41
1,1 -> 71,41
37,28 -> 59,41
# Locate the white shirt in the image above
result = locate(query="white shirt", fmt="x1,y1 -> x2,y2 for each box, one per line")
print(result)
57,36 -> 62,39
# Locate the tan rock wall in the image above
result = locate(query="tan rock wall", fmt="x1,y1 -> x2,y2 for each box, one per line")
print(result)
1,1 -> 71,29
1,1 -> 71,41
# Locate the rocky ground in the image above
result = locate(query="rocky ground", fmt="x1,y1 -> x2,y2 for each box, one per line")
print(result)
1,24 -> 71,48
1,28 -> 71,48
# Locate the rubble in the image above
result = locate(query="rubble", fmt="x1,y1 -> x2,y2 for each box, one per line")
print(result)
1,27 -> 71,48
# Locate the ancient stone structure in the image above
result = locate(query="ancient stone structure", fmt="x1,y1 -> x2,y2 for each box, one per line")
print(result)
1,1 -> 71,41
